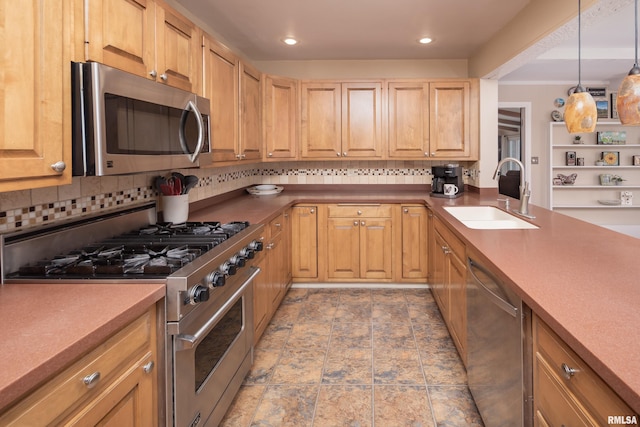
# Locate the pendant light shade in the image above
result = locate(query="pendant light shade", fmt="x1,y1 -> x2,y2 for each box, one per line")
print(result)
565,0 -> 598,134
616,0 -> 640,125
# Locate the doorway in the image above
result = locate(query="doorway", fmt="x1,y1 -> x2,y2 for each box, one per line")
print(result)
497,102 -> 532,199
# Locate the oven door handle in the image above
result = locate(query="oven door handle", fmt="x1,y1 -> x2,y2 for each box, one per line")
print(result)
174,266 -> 260,351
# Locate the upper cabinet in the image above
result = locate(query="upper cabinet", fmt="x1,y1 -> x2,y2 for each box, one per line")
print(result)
203,36 -> 262,164
387,80 -> 478,160
0,0 -> 74,192
264,76 -> 299,160
86,0 -> 202,93
301,81 -> 383,159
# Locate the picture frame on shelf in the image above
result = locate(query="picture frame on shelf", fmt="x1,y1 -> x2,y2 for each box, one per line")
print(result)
611,92 -> 619,119
596,100 -> 609,119
602,151 -> 620,166
566,151 -> 576,166
597,131 -> 626,145
634,155 -> 640,166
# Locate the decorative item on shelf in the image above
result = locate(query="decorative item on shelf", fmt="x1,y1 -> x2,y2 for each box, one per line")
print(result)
595,160 -> 605,166
602,151 -> 620,166
610,92 -> 619,119
566,151 -> 577,166
573,135 -> 583,144
551,110 -> 563,122
557,173 -> 577,185
577,157 -> 585,166
612,175 -> 626,185
596,100 -> 609,119
553,177 -> 563,185
554,98 -> 565,108
616,0 -> 640,125
597,131 -> 626,145
634,155 -> 640,166
598,199 -> 622,205
564,0 -> 598,133
621,191 -> 633,205
599,174 -> 613,185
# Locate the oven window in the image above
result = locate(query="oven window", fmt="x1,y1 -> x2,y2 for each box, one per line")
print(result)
194,299 -> 243,391
103,93 -> 208,155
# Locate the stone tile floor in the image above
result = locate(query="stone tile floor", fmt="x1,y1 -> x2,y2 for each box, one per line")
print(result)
221,287 -> 484,426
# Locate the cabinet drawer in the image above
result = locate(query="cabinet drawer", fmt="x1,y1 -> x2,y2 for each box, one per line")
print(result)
269,213 -> 285,238
0,309 -> 154,425
535,356 -> 597,426
433,215 -> 465,260
327,204 -> 392,218
534,318 -> 634,426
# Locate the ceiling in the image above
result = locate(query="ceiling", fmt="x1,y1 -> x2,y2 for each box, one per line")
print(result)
175,0 -> 637,86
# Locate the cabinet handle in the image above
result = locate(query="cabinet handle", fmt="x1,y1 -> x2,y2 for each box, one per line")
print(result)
561,363 -> 578,380
309,209 -> 315,214
357,210 -> 362,215
83,371 -> 101,388
424,152 -> 429,157
266,243 -> 275,250
403,208 -> 409,213
160,73 -> 168,81
143,361 -> 155,374
274,223 -> 281,228
361,221 -> 365,226
441,245 -> 450,254
336,152 -> 341,157
149,70 -> 157,78
51,161 -> 66,173
431,152 -> 436,156
343,152 -> 347,157
353,220 -> 359,226
268,152 -> 273,157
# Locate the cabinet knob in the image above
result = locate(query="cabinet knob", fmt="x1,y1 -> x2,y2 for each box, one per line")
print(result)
561,363 -> 578,380
309,209 -> 315,214
83,371 -> 101,388
160,73 -> 168,81
266,243 -> 275,250
424,152 -> 429,157
404,208 -> 409,213
51,161 -> 66,173
143,361 -> 155,374
274,223 -> 281,228
431,152 -> 436,156
357,210 -> 362,215
268,152 -> 273,157
343,152 -> 347,157
336,152 -> 341,157
149,70 -> 157,78
353,220 -> 359,226
441,245 -> 451,254
361,221 -> 365,226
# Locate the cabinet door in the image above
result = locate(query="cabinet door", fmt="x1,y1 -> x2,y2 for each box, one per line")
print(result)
431,229 -> 449,315
291,206 -> 318,279
239,62 -> 262,161
327,218 -> 360,279
401,206 -> 428,279
359,218 -> 393,279
268,232 -> 287,308
429,81 -> 471,158
155,1 -> 201,92
63,353 -> 157,426
341,82 -> 383,158
252,255 -> 270,345
203,36 -> 239,162
0,0 -> 72,192
388,82 -> 430,158
448,252 -> 467,364
301,83 -> 342,158
264,76 -> 298,160
86,0 -> 156,79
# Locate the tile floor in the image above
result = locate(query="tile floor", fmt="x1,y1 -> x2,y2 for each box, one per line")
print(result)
221,287 -> 484,426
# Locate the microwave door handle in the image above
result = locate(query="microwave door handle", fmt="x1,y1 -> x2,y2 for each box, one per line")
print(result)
179,100 -> 204,163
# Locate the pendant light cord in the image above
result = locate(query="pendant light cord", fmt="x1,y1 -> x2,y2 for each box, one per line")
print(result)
635,0 -> 638,69
578,0 -> 583,87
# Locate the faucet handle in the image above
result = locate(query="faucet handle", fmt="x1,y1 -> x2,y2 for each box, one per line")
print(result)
497,198 -> 510,210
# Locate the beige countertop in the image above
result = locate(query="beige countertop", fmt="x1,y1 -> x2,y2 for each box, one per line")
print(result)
191,184 -> 640,412
0,283 -> 165,410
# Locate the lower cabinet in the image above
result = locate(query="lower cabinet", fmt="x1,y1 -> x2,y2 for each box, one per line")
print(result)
253,210 -> 292,344
401,205 -> 429,280
533,314 -> 636,427
0,307 -> 158,426
430,214 -> 467,364
291,206 -> 318,279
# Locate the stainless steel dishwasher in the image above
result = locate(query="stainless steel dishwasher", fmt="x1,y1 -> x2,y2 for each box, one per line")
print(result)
466,252 -> 533,427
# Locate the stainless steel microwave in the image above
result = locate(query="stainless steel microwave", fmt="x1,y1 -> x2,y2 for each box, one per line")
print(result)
72,62 -> 211,176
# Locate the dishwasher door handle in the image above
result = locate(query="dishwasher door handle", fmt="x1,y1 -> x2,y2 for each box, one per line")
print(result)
467,258 -> 518,318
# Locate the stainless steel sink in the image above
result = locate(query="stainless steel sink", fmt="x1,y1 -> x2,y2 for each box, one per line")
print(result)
443,206 -> 539,230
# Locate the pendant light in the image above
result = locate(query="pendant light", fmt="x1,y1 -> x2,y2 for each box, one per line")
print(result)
564,0 -> 598,133
616,0 -> 640,125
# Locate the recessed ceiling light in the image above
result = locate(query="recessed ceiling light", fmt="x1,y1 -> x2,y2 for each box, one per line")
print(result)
283,37 -> 298,46
418,37 -> 433,45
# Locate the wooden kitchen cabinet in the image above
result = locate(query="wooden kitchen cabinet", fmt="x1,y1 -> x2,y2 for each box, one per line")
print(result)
252,253 -> 270,345
431,214 -> 467,364
325,204 -> 393,280
239,62 -> 263,161
0,0 -> 74,192
86,0 -> 202,93
533,314 -> 636,427
264,76 -> 299,160
0,306 -> 158,426
400,205 -> 429,281
301,81 -> 383,159
291,206 -> 318,279
387,80 -> 478,160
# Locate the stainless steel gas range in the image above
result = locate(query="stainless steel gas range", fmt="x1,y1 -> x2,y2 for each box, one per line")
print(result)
0,203 -> 264,427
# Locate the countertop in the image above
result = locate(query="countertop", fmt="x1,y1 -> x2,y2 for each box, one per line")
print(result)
191,185 -> 640,412
0,283 -> 165,410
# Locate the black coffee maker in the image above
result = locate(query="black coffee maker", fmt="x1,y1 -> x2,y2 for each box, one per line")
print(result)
431,165 -> 464,198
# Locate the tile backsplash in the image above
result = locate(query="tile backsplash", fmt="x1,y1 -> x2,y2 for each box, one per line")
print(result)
0,160 -> 467,233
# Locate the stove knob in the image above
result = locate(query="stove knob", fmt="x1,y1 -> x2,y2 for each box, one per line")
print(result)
248,240 -> 264,252
239,247 -> 255,259
220,261 -> 237,276
205,271 -> 226,288
229,254 -> 246,268
188,285 -> 210,305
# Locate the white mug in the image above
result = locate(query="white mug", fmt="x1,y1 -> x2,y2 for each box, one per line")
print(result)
443,184 -> 459,196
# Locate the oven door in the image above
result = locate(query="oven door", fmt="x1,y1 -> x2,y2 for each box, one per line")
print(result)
171,266 -> 258,427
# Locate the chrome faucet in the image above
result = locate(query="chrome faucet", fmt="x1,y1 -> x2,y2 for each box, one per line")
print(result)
492,157 -> 535,219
